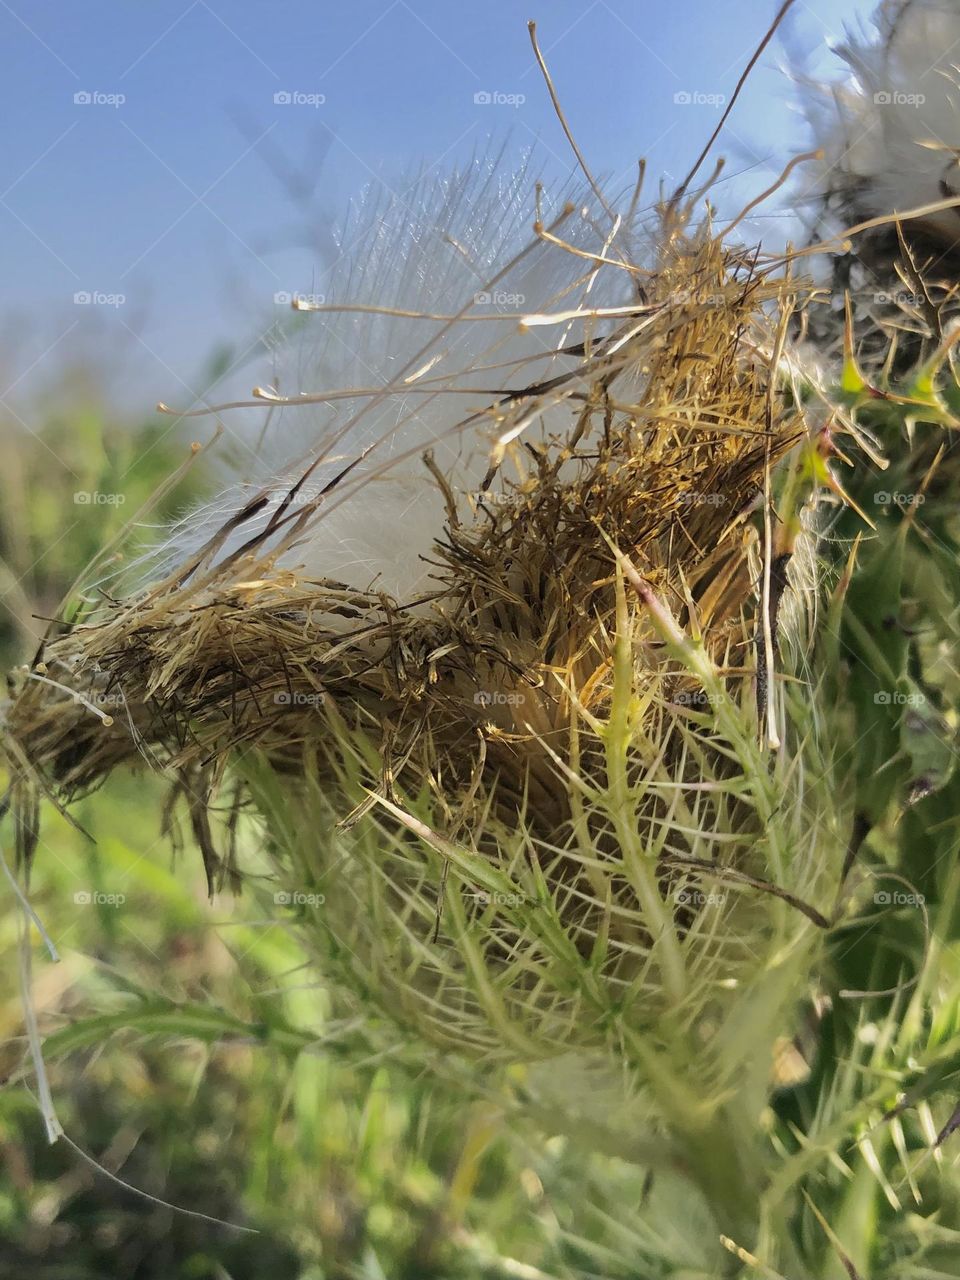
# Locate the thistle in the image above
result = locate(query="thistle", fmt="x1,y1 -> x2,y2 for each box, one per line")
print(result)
5,7 -> 960,1275
0,166 -> 850,1265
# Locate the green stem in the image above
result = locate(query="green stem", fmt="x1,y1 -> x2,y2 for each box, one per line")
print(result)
606,564 -> 687,1006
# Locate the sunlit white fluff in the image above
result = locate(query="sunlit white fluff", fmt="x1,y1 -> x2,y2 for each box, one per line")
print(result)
158,155 -> 642,603
804,0 -> 960,245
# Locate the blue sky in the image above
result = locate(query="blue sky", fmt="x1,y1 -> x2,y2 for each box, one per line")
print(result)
0,0 -> 872,416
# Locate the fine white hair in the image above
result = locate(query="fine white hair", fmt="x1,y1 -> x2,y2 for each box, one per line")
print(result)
802,0 -> 960,245
153,153 -> 644,604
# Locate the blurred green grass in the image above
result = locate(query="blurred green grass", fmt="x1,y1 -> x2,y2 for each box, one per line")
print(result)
0,379 -> 660,1280
8,330 -> 960,1280
0,774 -> 661,1279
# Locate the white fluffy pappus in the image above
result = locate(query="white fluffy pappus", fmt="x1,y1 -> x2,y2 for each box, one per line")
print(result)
155,154 -> 645,604
803,0 -> 960,245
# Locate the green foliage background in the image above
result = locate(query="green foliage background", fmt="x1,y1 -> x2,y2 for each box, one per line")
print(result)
0,374 -> 674,1279
4,317 -> 960,1280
